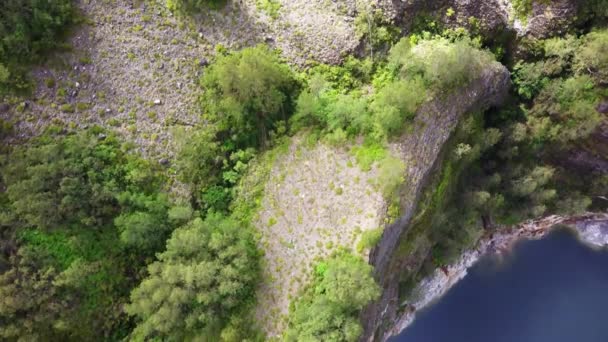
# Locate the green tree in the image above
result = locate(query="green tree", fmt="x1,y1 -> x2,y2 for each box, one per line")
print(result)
2,130 -> 162,231
573,30 -> 608,84
0,250 -> 73,341
286,253 -> 380,342
0,0 -> 74,93
126,214 -> 259,341
200,45 -> 297,148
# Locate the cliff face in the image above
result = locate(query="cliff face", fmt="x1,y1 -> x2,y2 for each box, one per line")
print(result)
381,213 -> 608,339
378,0 -> 583,39
362,61 -> 511,341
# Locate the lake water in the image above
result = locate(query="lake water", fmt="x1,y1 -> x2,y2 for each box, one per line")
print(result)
392,228 -> 608,342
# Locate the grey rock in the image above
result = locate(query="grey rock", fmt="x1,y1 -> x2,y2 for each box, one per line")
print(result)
98,133 -> 107,140
597,101 -> 608,114
159,158 -> 170,166
363,61 -> 511,341
199,58 -> 209,67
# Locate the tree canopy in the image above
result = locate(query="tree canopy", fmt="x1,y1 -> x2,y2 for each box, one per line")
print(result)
200,45 -> 297,148
285,253 -> 380,342
0,0 -> 74,93
126,214 -> 259,341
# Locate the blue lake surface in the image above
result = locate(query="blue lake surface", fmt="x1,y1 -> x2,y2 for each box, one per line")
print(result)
392,228 -> 608,342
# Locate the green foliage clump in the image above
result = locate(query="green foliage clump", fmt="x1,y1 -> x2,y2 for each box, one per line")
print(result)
357,228 -> 384,252
201,44 -> 297,149
256,0 -> 281,19
511,0 -> 551,22
292,35 -> 494,142
0,129 -> 183,339
179,45 -> 296,213
526,75 -> 602,143
389,36 -> 494,91
573,30 -> 608,85
354,6 -> 400,58
126,214 -> 259,341
514,30 -> 607,145
2,130 -> 164,236
0,0 -> 74,94
370,77 -> 426,137
166,0 -> 223,13
0,250 -> 71,341
285,253 -> 380,342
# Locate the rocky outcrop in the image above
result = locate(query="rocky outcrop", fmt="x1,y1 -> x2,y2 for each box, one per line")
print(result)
382,213 -> 608,340
518,0 -> 581,38
378,0 -> 584,39
363,61 -> 510,341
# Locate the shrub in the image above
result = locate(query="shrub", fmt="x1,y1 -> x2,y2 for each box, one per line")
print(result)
573,30 -> 608,84
0,0 -> 74,94
370,77 -> 426,137
357,228 -> 383,252
166,0 -> 223,12
200,44 -> 297,149
285,253 -> 380,342
126,214 -> 259,341
391,36 -> 494,91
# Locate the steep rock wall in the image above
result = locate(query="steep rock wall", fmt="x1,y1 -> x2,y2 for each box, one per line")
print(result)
382,213 -> 608,339
363,61 -> 511,341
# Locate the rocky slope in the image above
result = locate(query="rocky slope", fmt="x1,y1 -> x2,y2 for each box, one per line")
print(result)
246,58 -> 509,337
382,213 -> 608,340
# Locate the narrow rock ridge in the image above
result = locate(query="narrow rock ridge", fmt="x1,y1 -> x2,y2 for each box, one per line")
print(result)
382,213 -> 608,341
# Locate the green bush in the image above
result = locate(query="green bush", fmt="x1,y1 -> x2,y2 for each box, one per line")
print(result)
357,228 -> 383,252
573,30 -> 608,84
370,77 -> 426,137
200,44 -> 297,149
285,253 -> 380,342
0,0 -> 74,94
292,35 -> 494,142
166,0 -> 224,12
126,214 -> 259,341
390,36 -> 494,91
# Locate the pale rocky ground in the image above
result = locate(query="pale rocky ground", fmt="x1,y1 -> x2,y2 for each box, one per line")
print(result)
253,134 -> 388,336
2,0 -> 376,158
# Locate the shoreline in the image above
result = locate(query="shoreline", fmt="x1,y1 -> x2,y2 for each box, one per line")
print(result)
383,213 -> 608,341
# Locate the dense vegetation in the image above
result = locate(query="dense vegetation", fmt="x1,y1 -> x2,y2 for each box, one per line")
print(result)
0,128 -> 183,339
285,253 -> 380,341
179,45 -> 297,213
0,0 -> 75,94
1,1 -> 606,341
127,214 -> 259,340
399,28 -> 608,282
